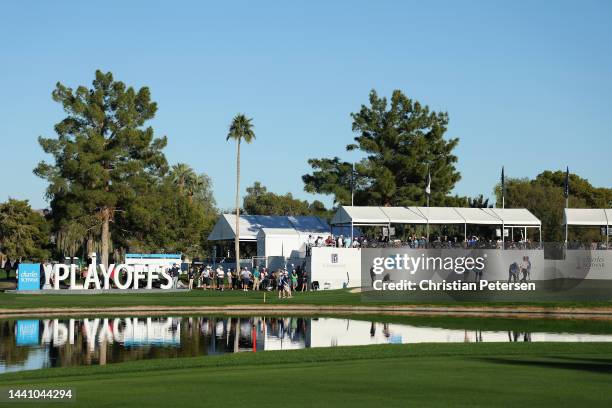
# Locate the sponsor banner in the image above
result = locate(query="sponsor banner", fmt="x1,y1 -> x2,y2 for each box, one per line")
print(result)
16,320 -> 39,346
17,263 -> 41,291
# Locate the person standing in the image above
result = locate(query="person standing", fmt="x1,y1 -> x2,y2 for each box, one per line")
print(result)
202,267 -> 208,289
188,267 -> 195,290
253,266 -> 261,291
277,271 -> 286,299
291,270 -> 298,292
170,263 -> 180,289
283,271 -> 293,298
241,267 -> 251,291
216,266 -> 225,290
227,268 -> 233,290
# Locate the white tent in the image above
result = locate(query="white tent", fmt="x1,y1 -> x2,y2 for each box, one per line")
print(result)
208,214 -> 329,241
482,208 -> 541,226
410,207 -> 465,224
563,208 -> 611,245
564,208 -> 610,226
380,207 -> 427,224
331,205 -> 542,242
331,206 -> 391,226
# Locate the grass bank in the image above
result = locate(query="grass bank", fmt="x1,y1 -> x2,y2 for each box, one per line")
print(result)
1,342 -> 612,407
1,288 -> 611,311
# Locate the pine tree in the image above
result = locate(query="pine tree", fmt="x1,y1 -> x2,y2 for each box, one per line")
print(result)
304,90 -> 461,206
34,70 -> 168,267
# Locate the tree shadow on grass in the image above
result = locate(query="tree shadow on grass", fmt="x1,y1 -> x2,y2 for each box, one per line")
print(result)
475,356 -> 612,375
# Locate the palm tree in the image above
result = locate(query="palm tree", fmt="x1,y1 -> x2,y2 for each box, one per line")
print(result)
169,163 -> 196,195
226,114 -> 255,269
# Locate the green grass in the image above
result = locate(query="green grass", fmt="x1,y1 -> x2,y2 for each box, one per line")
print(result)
1,343 -> 612,407
1,287 -> 611,310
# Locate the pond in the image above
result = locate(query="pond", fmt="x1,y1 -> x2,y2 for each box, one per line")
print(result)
2,315 -> 612,373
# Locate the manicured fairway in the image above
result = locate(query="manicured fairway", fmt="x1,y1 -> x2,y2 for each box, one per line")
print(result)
1,287 -> 611,310
1,343 -> 612,407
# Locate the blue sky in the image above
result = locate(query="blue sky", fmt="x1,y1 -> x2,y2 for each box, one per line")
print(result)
1,0 -> 610,210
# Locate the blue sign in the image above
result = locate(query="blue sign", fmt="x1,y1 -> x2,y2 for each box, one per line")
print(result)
17,263 -> 41,291
16,320 -> 39,345
126,253 -> 181,259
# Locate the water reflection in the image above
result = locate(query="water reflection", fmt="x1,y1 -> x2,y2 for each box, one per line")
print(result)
2,316 -> 612,373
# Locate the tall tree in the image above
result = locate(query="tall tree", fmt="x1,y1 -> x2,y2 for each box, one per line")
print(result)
0,199 -> 51,262
304,90 -> 460,206
226,114 -> 255,264
303,158 -> 359,206
34,70 -> 168,267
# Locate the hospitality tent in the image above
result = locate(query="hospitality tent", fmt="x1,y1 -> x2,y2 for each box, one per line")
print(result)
208,214 -> 329,242
481,208 -> 542,243
208,214 -> 362,262
563,208 -> 611,245
331,205 -> 542,242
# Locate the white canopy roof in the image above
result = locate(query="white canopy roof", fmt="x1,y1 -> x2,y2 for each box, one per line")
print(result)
331,205 -> 541,226
481,208 -> 541,226
411,207 -> 464,224
454,207 -> 504,225
380,207 -> 427,224
564,208 -> 611,226
331,206 -> 391,225
208,214 -> 329,241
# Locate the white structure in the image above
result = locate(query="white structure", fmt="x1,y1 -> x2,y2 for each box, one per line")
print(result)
331,205 -> 542,241
257,228 -> 309,258
564,208 -> 611,246
208,214 -> 330,242
208,214 -> 357,261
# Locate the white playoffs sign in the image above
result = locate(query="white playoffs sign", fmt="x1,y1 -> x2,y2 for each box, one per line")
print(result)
43,263 -> 174,290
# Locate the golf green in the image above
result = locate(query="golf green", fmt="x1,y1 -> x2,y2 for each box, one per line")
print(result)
1,343 -> 611,407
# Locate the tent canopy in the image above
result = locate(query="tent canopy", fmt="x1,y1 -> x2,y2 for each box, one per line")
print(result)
411,207 -> 464,224
564,208 -> 611,226
208,214 -> 329,241
453,207 -> 502,225
331,206 -> 541,226
482,208 -> 541,226
331,206 -> 390,225
379,207 -> 427,224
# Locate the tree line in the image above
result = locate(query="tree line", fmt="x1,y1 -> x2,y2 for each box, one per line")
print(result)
1,70 -> 610,266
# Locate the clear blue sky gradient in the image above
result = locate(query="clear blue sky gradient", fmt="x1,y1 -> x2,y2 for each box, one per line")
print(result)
1,0 -> 610,210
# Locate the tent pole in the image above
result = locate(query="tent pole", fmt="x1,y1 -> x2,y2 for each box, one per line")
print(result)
539,227 -> 542,244
464,222 -> 467,243
565,199 -> 569,245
